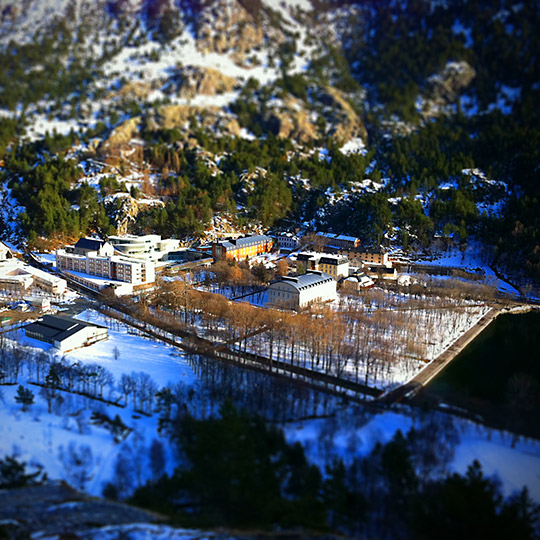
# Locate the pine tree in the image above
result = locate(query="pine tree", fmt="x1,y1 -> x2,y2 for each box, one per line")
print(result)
14,385 -> 34,412
0,455 -> 46,489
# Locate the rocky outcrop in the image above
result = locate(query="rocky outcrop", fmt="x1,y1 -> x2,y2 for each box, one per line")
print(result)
146,104 -> 241,137
104,193 -> 139,236
428,61 -> 476,101
263,87 -> 367,145
100,117 -> 141,152
108,81 -> 155,102
174,66 -> 239,98
195,0 -> 285,65
264,95 -> 318,143
99,85 -> 367,151
420,60 -> 476,119
237,166 -> 267,202
99,103 -> 243,155
317,85 -> 368,144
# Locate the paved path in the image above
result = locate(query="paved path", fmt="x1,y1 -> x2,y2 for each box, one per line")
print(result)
380,306 -> 501,404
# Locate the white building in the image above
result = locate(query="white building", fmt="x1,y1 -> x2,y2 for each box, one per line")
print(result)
0,259 -> 67,295
267,270 -> 337,309
294,253 -> 349,280
358,248 -> 389,266
275,232 -> 300,251
56,238 -> 155,286
107,234 -> 180,261
25,315 -> 108,353
65,270 -> 134,296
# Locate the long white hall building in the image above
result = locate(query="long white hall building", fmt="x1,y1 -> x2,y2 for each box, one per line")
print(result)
267,270 -> 337,309
56,238 -> 155,286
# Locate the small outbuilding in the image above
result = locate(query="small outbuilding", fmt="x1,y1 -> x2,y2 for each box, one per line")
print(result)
341,273 -> 375,292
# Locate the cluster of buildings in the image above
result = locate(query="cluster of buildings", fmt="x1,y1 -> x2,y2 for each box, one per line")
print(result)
55,234 -> 199,295
0,244 -> 108,352
0,242 -> 67,297
266,231 -> 398,309
1,225 -> 395,314
209,231 -> 398,310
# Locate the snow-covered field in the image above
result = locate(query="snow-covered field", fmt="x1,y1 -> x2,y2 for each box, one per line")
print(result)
1,308 -> 540,503
14,309 -> 197,389
1,309 -> 198,496
71,310 -> 197,388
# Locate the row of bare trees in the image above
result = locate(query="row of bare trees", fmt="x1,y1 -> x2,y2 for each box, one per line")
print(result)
143,275 -> 491,389
145,281 -> 417,388
0,336 -> 163,414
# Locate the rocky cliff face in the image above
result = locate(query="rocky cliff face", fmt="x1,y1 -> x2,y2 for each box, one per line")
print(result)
261,86 -> 367,145
100,117 -> 142,153
104,193 -> 140,235
264,95 -> 318,142
174,66 -> 240,98
146,104 -> 241,136
194,0 -> 286,66
318,85 -> 368,143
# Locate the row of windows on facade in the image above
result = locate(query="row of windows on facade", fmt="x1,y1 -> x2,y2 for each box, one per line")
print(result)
26,330 -> 53,344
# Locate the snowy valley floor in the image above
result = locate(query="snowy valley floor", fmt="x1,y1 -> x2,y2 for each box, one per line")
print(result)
0,308 -> 539,502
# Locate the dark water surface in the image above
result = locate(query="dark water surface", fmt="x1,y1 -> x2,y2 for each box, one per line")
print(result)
424,310 -> 540,436
429,311 -> 540,402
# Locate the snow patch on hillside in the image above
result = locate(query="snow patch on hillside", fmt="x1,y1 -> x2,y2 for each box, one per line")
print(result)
340,137 -> 366,155
286,411 -> 540,501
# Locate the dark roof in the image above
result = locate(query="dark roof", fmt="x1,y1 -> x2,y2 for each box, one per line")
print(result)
316,232 -> 359,243
335,234 -> 359,242
297,252 -> 319,261
368,266 -> 395,274
25,315 -> 105,343
74,238 -> 105,251
319,256 -> 347,265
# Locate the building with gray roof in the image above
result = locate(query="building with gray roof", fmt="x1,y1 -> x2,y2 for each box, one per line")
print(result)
267,270 -> 337,309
